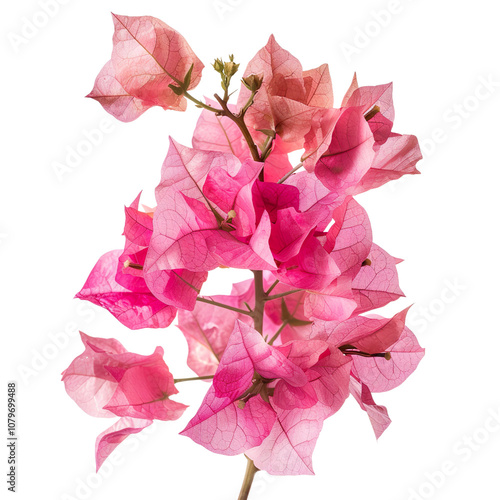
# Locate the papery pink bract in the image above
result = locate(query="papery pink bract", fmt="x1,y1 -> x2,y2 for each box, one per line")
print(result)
103,346 -> 187,421
75,18 -> 426,483
182,321 -> 352,473
119,193 -> 208,311
180,320 -> 308,452
246,403 -> 327,475
352,243 -> 404,313
350,378 -> 391,439
303,276 -> 358,322
88,14 -> 204,120
315,106 -> 375,193
87,61 -> 153,122
63,333 -> 186,421
325,196 -> 372,278
352,133 -> 422,194
246,347 -> 351,476
284,170 -> 342,231
76,250 -> 177,330
63,333 -> 187,471
310,308 -> 410,352
177,295 -> 252,377
351,325 -> 425,392
95,417 -> 153,471
312,79 -> 422,195
308,309 -> 423,438
192,99 -> 293,182
62,332 -> 127,418
237,36 -> 335,158
275,231 -> 341,291
181,384 -> 276,455
144,140 -> 276,283
237,34 -> 305,143
212,321 -> 309,399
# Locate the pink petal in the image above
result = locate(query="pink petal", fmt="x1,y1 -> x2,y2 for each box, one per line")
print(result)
104,352 -> 187,421
192,101 -> 292,182
350,378 -> 391,439
192,99 -> 249,161
156,138 -> 243,202
275,340 -> 330,371
269,207 -> 318,262
314,308 -> 410,354
352,134 -> 422,194
272,380 -> 318,410
146,140 -> 275,273
315,107 -> 375,193
123,192 -> 153,248
76,250 -> 177,330
95,417 -> 153,471
269,96 -> 317,145
325,196 -> 372,278
304,277 -> 357,321
62,332 -> 126,418
302,64 -> 334,108
110,14 -> 203,112
143,266 -> 207,310
247,402 -> 328,475
341,73 -> 359,107
352,243 -> 404,313
276,233 -> 340,291
352,326 -> 425,392
177,295 -> 250,377
345,83 -> 394,123
214,321 -> 308,399
181,387 -> 276,455
262,136 -> 293,182
237,35 -> 305,139
253,181 -> 300,223
308,349 -> 352,415
87,61 -> 153,122
302,108 -> 340,171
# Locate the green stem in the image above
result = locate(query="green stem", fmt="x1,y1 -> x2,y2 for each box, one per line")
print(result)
213,94 -> 262,163
265,289 -> 303,301
268,321 -> 288,346
264,279 -> 280,297
183,91 -> 220,113
196,297 -> 253,317
277,162 -> 304,184
238,457 -> 259,500
174,375 -> 214,384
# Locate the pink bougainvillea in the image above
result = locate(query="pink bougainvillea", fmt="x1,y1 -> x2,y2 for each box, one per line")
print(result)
66,13 -> 424,500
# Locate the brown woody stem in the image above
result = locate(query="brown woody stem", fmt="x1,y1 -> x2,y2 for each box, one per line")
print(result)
253,270 -> 265,335
196,297 -> 253,317
213,94 -> 262,165
237,457 -> 259,500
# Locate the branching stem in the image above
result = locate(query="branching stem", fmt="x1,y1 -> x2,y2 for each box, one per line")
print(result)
196,297 -> 253,317
265,289 -> 303,301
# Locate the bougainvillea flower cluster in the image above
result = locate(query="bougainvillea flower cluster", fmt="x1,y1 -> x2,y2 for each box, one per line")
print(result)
63,13 -> 424,498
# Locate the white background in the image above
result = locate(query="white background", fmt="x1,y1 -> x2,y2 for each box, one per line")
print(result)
2,1 -> 499,499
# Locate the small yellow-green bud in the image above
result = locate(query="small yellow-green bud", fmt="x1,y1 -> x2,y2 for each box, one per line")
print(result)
242,73 -> 264,92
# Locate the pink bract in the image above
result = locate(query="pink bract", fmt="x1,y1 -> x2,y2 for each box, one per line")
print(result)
62,332 -> 187,470
88,14 -> 204,120
182,321 -> 352,474
73,14 -> 426,486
